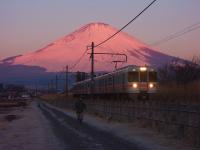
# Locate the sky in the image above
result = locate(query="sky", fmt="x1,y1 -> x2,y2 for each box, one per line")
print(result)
0,0 -> 200,60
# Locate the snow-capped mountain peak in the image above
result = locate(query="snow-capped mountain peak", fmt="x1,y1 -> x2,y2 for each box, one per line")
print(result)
1,22 -> 175,72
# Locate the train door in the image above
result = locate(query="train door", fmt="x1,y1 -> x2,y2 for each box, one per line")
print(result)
139,67 -> 148,92
112,75 -> 115,93
122,73 -> 125,93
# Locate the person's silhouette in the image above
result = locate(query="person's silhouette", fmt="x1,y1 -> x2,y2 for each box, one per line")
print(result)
74,98 -> 86,123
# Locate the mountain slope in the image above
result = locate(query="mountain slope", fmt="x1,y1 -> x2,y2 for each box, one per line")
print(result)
1,23 -> 176,72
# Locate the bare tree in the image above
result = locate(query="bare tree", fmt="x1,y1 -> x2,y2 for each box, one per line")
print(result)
158,55 -> 200,84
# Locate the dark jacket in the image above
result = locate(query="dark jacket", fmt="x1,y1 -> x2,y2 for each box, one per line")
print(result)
75,100 -> 86,113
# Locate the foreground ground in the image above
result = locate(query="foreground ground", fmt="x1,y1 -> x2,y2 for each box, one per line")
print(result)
0,101 -> 64,150
0,101 -> 139,150
0,100 -> 198,150
39,101 -> 141,150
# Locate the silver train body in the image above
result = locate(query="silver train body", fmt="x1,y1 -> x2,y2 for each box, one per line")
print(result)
72,65 -> 157,99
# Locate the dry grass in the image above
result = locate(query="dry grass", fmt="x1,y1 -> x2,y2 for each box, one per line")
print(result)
41,93 -> 64,101
157,80 -> 200,104
40,93 -> 75,107
0,120 -> 6,130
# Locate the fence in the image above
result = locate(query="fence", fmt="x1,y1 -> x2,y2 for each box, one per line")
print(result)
84,98 -> 200,146
44,96 -> 200,146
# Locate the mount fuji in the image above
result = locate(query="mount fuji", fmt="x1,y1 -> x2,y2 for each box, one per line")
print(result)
1,22 -> 177,73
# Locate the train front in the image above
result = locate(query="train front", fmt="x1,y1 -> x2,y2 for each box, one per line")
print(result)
128,66 -> 157,99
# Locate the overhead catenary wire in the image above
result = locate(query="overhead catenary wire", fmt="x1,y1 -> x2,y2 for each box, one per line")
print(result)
151,22 -> 200,46
47,0 -> 159,90
94,0 -> 158,48
69,48 -> 89,71
69,0 -> 158,71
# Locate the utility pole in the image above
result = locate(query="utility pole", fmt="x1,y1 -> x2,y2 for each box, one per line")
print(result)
91,42 -> 94,99
47,82 -> 50,93
65,65 -> 68,96
87,52 -> 127,70
35,82 -> 38,96
55,74 -> 58,93
112,60 -> 126,70
51,79 -> 54,91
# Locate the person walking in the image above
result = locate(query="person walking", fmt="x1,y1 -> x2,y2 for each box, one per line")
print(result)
74,98 -> 86,123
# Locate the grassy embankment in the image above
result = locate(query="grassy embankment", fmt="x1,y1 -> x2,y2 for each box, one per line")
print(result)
157,81 -> 200,104
40,93 -> 75,109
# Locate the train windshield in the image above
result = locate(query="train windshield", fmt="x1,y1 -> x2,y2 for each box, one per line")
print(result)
149,71 -> 157,82
140,71 -> 147,82
128,71 -> 139,82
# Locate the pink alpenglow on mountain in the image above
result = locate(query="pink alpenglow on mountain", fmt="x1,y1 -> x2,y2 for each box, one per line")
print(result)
1,23 -> 175,72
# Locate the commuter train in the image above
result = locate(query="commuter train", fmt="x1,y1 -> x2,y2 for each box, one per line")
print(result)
72,65 -> 157,100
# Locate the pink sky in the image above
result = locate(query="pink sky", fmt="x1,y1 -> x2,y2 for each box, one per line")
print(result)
0,0 -> 199,60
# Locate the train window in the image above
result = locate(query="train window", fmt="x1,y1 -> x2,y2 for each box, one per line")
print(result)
117,75 -> 120,84
149,71 -> 157,82
115,75 -> 118,84
119,75 -> 121,83
108,77 -> 112,85
122,74 -> 125,84
128,72 -> 139,82
140,71 -> 147,82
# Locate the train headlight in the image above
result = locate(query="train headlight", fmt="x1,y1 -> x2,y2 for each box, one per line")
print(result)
133,83 -> 138,88
140,67 -> 147,71
149,83 -> 154,88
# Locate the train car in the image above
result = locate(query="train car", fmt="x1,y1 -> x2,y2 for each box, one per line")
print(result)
72,65 -> 157,100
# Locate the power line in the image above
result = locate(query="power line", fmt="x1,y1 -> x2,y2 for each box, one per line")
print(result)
167,22 -> 200,38
94,0 -> 158,48
151,22 -> 200,46
69,48 -> 88,71
69,0 -> 158,71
